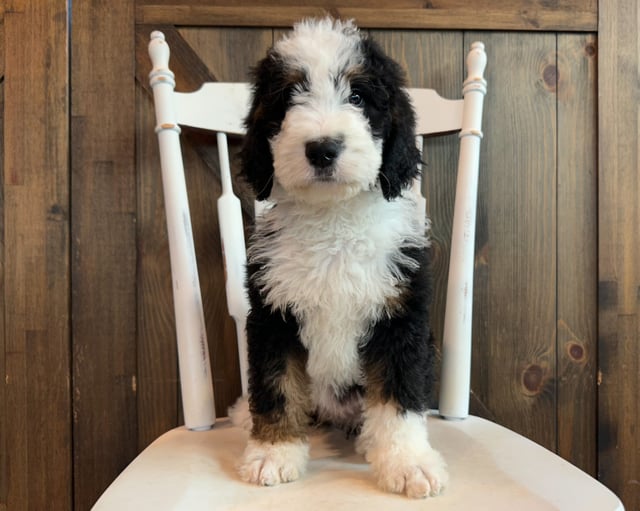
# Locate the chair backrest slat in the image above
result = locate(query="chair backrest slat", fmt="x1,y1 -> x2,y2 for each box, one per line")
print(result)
174,83 -> 252,135
173,84 -> 465,137
411,90 -> 464,135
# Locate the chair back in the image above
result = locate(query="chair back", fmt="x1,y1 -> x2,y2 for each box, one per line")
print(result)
147,31 -> 486,429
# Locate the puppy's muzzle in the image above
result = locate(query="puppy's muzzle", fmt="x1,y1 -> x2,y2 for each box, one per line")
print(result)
305,137 -> 344,179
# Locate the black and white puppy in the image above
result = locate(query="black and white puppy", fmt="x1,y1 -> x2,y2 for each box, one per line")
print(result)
237,18 -> 447,498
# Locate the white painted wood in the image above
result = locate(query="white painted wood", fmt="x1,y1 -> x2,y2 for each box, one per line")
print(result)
439,42 -> 487,420
216,132 -> 250,395
174,83 -> 252,135
410,90 -> 464,136
173,84 -> 461,138
413,136 -> 427,224
93,415 -> 624,511
148,31 -> 215,430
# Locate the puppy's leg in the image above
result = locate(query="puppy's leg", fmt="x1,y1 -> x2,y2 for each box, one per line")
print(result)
357,398 -> 448,498
239,293 -> 311,486
358,265 -> 448,497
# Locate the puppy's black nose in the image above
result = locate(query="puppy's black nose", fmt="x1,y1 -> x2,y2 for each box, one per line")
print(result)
305,138 -> 344,169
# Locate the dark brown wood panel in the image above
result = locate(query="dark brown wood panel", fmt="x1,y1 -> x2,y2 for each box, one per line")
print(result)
468,31 -> 558,450
70,1 -> 137,509
598,1 -> 640,508
178,27 -> 273,84
136,0 -> 597,31
0,12 -> 6,511
556,33 -> 598,476
3,2 -> 72,510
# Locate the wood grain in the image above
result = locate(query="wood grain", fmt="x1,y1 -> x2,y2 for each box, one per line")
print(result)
135,1 -> 596,31
467,32 -> 558,450
0,13 -> 6,511
3,2 -> 72,510
178,27 -> 273,84
598,1 -> 640,508
556,33 -> 597,476
70,1 -> 137,509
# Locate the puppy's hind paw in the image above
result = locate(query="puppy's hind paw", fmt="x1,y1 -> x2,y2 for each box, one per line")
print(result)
238,438 -> 309,486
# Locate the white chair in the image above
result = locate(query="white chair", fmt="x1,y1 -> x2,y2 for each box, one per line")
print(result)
92,31 -> 624,511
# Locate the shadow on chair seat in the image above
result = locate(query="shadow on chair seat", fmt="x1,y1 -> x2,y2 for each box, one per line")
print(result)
93,414 -> 623,511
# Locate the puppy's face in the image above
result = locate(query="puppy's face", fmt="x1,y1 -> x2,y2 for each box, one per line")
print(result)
241,18 -> 420,203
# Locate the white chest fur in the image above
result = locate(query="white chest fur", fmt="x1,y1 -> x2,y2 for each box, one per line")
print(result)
250,190 -> 427,399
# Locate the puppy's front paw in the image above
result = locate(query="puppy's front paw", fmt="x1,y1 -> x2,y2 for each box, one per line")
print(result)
369,445 -> 448,498
239,438 -> 309,486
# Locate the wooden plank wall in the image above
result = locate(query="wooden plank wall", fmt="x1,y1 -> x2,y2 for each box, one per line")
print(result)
0,11 -> 5,511
1,1 -> 638,510
557,33 -> 598,474
136,0 -> 598,30
2,2 -> 72,510
70,2 -> 137,511
598,0 -> 640,507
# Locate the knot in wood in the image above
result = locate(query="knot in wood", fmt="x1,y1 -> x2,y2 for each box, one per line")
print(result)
522,364 -> 545,395
543,65 -> 558,90
568,341 -> 585,362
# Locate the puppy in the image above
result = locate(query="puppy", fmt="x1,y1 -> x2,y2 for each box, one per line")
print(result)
237,18 -> 447,498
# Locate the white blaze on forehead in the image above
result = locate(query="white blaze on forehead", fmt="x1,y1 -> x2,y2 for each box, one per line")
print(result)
274,18 -> 363,90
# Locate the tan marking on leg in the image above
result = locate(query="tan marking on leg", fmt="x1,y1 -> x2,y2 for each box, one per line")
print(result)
252,350 -> 312,443
363,360 -> 389,408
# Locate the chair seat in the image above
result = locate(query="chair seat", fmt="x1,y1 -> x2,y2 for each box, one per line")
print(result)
93,414 -> 622,510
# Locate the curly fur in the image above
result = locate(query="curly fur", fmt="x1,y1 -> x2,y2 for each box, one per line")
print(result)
236,17 -> 447,498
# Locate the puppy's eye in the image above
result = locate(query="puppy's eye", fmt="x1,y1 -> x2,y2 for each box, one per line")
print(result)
348,92 -> 364,107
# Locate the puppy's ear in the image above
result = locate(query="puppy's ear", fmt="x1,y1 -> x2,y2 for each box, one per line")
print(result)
240,51 -> 290,200
380,89 -> 422,200
361,39 -> 421,200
